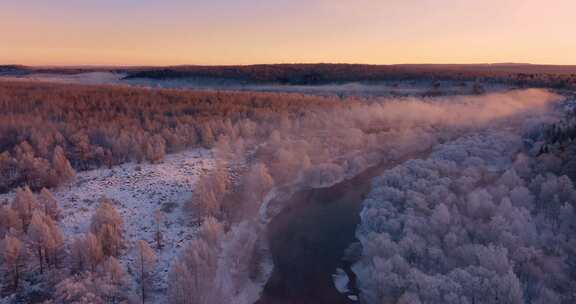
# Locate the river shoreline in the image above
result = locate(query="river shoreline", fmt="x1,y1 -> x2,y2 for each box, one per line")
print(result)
256,149 -> 431,304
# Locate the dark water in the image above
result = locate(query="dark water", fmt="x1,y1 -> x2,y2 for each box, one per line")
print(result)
256,164 -> 385,304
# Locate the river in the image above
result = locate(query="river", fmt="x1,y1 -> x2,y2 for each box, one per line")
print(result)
255,162 -> 391,304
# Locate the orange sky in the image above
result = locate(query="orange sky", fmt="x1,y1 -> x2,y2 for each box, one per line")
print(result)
1,0 -> 575,66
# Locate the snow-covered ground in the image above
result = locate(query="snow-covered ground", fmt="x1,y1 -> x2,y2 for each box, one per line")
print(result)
1,148 -> 214,298
0,72 -> 126,86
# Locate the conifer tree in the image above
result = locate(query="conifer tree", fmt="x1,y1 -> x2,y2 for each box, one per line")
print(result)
136,240 -> 157,304
91,198 -> 124,257
39,187 -> 60,220
0,234 -> 25,289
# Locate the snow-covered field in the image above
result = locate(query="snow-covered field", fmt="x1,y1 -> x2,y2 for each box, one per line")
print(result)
1,148 -> 214,297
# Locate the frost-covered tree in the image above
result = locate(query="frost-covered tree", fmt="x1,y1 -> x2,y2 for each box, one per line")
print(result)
168,238 -> 219,304
27,211 -> 63,273
169,221 -> 268,304
101,256 -> 127,287
0,234 -> 25,289
200,124 -> 215,148
188,166 -> 229,218
11,186 -> 39,230
90,198 -> 124,257
268,147 -> 311,185
144,135 -> 166,163
51,145 -> 75,183
135,240 -> 157,304
56,255 -> 129,303
39,187 -> 60,220
70,232 -> 104,273
214,135 -> 233,160
217,221 -> 265,303
240,163 -> 274,216
54,273 -> 107,304
0,206 -> 21,237
199,216 -> 224,247
153,210 -> 164,249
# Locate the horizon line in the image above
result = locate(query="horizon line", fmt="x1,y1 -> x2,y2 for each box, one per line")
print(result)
6,62 -> 576,69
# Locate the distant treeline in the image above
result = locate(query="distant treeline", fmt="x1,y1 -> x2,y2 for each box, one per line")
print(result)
3,63 -> 576,88
120,64 -> 576,88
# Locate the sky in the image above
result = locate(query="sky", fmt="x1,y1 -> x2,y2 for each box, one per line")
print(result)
1,0 -> 575,66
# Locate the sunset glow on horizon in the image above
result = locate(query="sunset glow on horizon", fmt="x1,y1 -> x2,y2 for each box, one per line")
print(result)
1,0 -> 575,66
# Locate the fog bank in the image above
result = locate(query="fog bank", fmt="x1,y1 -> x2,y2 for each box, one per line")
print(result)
170,89 -> 562,304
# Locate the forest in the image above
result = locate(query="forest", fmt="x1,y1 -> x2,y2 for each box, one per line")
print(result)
0,77 -> 573,303
121,64 -> 576,88
0,80 -> 341,192
352,111 -> 576,303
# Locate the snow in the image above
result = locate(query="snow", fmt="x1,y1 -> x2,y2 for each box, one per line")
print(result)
332,267 -> 350,294
333,268 -> 360,302
0,72 -> 126,86
0,148 -> 215,297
